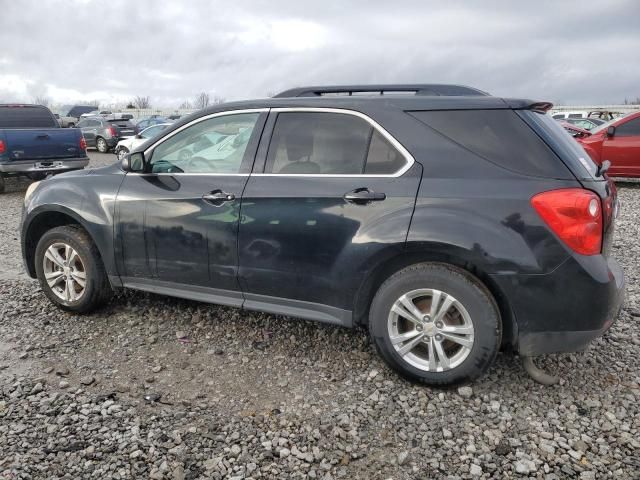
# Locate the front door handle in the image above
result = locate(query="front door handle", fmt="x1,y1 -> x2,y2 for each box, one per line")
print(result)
344,188 -> 386,204
202,190 -> 235,206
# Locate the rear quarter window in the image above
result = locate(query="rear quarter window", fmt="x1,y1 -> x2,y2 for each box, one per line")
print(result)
0,106 -> 59,128
409,109 -> 572,179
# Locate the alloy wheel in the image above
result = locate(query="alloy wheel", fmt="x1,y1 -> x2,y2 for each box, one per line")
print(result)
97,138 -> 107,153
117,147 -> 129,161
387,288 -> 475,372
42,242 -> 87,302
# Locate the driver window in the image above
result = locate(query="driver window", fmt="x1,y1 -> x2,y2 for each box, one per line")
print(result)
149,113 -> 259,174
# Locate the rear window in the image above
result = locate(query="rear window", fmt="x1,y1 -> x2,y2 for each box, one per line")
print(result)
522,110 -> 598,179
107,120 -> 135,128
410,109 -> 571,178
0,106 -> 58,128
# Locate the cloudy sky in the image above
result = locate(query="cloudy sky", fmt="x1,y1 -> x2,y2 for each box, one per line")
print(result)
2,0 -> 639,108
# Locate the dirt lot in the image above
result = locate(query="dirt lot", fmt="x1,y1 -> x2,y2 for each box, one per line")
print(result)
1,152 -> 639,479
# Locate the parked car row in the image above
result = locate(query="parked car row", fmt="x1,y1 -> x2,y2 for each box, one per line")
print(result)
551,110 -> 622,121
115,123 -> 172,160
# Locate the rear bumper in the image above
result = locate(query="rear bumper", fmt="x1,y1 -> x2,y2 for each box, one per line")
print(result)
491,254 -> 625,355
0,157 -> 89,174
107,136 -> 134,148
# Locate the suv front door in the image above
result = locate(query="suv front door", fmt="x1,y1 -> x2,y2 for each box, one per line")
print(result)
237,109 -> 422,325
115,110 -> 266,305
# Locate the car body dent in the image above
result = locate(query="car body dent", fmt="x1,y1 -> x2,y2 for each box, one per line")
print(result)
21,163 -> 125,279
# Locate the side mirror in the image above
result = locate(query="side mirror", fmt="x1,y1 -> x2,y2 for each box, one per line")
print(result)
607,126 -> 616,137
135,134 -> 142,139
122,152 -> 145,172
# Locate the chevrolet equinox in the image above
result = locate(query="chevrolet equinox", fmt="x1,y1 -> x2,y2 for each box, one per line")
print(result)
21,85 -> 625,385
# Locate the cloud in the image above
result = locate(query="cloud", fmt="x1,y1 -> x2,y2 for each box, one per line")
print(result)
1,0 -> 639,107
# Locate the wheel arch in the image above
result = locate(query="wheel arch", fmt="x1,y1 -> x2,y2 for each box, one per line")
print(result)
353,246 -> 517,349
23,206 -> 106,279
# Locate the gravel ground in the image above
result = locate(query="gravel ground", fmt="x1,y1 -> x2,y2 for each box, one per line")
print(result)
1,152 -> 639,479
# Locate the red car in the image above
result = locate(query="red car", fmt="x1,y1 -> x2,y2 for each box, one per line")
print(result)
578,111 -> 640,177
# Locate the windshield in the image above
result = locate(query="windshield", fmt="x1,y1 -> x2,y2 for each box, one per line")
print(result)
523,110 -> 599,179
590,113 -> 632,134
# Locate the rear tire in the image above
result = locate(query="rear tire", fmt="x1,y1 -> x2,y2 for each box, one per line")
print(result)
96,137 -> 109,153
34,226 -> 112,313
369,262 -> 501,385
0,176 -> 5,194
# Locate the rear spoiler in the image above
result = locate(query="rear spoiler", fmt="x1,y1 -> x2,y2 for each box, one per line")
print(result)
504,99 -> 553,112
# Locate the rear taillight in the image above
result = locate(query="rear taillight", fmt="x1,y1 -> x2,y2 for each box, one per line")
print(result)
0,140 -> 5,154
108,126 -> 117,137
531,188 -> 602,256
79,136 -> 87,151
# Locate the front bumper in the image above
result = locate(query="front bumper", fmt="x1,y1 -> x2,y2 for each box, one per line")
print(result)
0,157 -> 90,174
491,254 -> 625,356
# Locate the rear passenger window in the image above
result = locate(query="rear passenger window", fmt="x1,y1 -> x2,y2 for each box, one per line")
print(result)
365,130 -> 406,174
410,110 -> 565,178
265,112 -> 406,175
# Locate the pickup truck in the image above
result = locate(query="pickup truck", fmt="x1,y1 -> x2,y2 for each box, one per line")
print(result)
0,104 -> 89,193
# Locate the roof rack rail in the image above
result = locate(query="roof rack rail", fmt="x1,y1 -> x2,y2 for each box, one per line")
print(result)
273,84 -> 489,98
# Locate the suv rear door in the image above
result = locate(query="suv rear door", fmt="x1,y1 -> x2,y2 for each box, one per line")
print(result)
237,108 -> 422,325
79,118 -> 100,146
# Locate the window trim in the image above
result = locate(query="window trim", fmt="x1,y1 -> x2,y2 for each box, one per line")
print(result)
136,107 -> 414,177
138,108 -> 269,176
254,107 -> 415,178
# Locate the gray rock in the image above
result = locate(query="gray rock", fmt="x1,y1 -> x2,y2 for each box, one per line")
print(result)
457,386 -> 473,398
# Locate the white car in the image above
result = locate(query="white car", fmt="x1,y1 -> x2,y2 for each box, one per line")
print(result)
115,123 -> 172,160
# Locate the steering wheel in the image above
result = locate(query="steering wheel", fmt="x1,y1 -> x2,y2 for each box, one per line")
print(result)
186,156 -> 211,172
178,149 -> 192,162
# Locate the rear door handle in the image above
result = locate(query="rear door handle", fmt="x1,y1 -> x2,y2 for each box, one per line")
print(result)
35,134 -> 50,140
344,188 -> 386,203
202,190 -> 235,206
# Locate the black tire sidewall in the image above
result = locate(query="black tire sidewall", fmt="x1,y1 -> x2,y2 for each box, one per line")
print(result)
34,227 -> 102,312
370,264 -> 500,385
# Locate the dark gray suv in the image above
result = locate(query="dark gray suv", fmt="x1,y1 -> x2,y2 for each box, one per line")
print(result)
77,117 -> 137,153
21,85 -> 624,385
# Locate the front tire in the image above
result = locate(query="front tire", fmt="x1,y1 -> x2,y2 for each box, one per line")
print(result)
96,137 -> 109,153
116,146 -> 129,161
34,226 -> 112,313
369,263 -> 501,385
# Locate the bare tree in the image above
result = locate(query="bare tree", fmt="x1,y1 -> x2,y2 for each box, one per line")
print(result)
178,100 -> 192,109
212,95 -> 226,105
132,96 -> 151,109
87,99 -> 101,108
34,95 -> 51,107
193,92 -> 210,109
